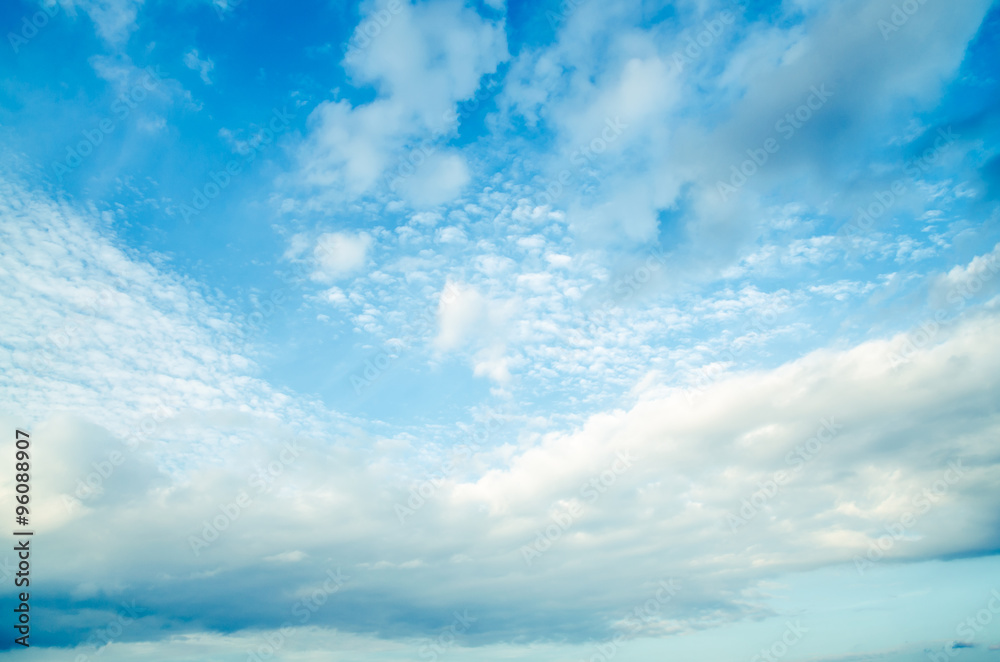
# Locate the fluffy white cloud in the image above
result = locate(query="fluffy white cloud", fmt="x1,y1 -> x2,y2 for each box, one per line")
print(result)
931,242 -> 1000,305
500,0 -> 993,259
312,231 -> 374,281
293,0 -> 507,206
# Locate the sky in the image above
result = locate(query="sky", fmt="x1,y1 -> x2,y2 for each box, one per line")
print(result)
1,0 -> 999,660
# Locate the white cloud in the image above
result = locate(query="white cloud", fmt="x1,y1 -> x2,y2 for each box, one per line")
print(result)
395,151 -> 471,207
293,0 -> 507,207
436,225 -> 468,244
0,177 -> 299,441
183,48 -> 215,84
88,53 -> 196,118
435,281 -> 489,351
932,242 -> 1000,305
312,231 -> 373,281
283,232 -> 312,260
66,0 -> 145,46
808,280 -> 877,301
264,550 -> 307,563
500,0 -> 994,261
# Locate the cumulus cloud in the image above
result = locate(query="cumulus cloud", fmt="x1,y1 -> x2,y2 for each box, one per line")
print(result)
293,0 -> 507,206
500,0 -> 993,261
311,231 -> 374,281
931,242 -> 1000,305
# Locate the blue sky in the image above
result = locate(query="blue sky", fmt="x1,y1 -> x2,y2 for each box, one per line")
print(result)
1,0 -> 1000,660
